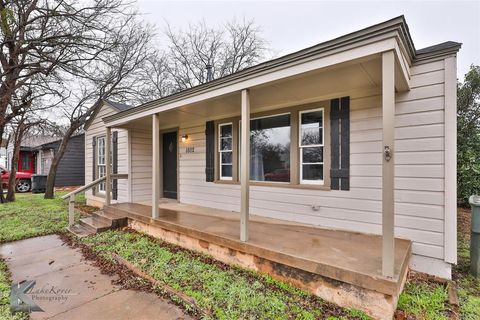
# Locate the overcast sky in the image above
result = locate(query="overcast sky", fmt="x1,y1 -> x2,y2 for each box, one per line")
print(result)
136,0 -> 479,81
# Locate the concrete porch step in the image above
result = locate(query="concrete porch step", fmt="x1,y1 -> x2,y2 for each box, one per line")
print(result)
102,205 -> 129,220
93,211 -> 128,228
90,211 -> 112,224
67,224 -> 95,238
68,210 -> 128,237
79,217 -> 112,233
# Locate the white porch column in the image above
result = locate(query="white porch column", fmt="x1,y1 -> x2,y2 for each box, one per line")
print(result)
240,89 -> 250,242
152,113 -> 160,219
105,126 -> 112,206
382,50 -> 395,277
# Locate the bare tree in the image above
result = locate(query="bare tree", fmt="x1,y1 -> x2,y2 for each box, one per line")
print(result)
0,0 -> 135,179
163,19 -> 267,92
136,51 -> 173,102
43,17 -> 154,198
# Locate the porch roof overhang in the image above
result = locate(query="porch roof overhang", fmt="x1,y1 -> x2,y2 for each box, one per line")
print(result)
103,16 -> 417,128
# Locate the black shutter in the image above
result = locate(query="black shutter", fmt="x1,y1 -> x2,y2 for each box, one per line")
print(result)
339,97 -> 350,190
205,121 -> 215,182
112,131 -> 118,200
330,96 -> 350,190
330,99 -> 340,190
92,137 -> 96,195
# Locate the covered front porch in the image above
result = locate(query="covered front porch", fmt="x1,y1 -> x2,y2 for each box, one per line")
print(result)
102,48 -> 407,275
101,201 -> 411,319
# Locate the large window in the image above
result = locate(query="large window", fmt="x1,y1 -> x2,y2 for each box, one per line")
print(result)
215,104 -> 327,187
299,108 -> 324,184
97,136 -> 106,192
243,114 -> 291,182
218,123 -> 233,180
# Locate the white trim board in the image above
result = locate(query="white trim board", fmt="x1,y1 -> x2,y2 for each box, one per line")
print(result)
443,56 -> 457,264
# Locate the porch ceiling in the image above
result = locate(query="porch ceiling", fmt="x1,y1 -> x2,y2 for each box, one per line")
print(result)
114,55 -> 383,130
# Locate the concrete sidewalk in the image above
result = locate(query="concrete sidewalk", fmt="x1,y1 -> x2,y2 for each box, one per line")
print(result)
0,235 -> 190,320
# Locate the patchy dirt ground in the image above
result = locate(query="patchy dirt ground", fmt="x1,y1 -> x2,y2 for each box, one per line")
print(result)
457,208 -> 471,242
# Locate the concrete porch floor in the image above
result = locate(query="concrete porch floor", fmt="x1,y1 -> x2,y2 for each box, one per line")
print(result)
104,202 -> 411,298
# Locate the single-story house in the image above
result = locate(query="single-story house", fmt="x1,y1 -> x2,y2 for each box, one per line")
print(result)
6,134 -> 85,188
36,134 -> 85,187
6,135 -> 58,174
79,16 -> 460,318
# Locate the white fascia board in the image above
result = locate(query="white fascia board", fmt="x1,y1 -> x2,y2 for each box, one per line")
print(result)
105,37 -> 398,127
394,41 -> 411,91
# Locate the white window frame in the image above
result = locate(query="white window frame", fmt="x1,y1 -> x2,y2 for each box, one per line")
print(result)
299,108 -> 324,185
97,136 -> 106,192
218,122 -> 233,180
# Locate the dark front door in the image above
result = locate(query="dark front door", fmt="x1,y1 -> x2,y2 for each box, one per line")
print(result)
162,131 -> 177,199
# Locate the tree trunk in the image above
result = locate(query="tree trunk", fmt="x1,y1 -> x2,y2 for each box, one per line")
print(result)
0,126 -> 6,203
44,130 -> 74,199
6,133 -> 21,202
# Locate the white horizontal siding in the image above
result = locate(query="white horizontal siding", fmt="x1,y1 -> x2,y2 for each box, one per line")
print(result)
130,128 -> 152,203
85,104 -> 128,203
175,59 -> 448,264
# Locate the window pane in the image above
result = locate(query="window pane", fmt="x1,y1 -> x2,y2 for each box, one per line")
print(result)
302,164 -> 323,181
301,110 -> 323,126
98,138 -> 105,165
21,154 -> 30,170
302,147 -> 323,163
220,138 -> 232,151
301,110 -> 323,146
221,164 -> 232,177
250,114 -> 290,182
98,166 -> 106,191
220,125 -> 232,138
301,127 -> 322,146
221,152 -> 232,164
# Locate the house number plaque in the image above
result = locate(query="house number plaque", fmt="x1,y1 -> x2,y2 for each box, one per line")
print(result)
186,147 -> 195,154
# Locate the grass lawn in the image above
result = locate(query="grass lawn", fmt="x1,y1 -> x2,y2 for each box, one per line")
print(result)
0,193 -> 371,319
396,274 -> 450,320
79,229 -> 369,320
1,193 -> 479,319
0,192 -> 82,320
397,207 -> 480,320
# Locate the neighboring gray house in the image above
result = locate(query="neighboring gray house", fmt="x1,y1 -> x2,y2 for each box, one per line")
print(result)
37,134 -> 85,186
5,134 -> 85,187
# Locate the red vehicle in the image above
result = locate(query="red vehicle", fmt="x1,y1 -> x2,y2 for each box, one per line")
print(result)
264,169 -> 290,182
0,165 -> 32,193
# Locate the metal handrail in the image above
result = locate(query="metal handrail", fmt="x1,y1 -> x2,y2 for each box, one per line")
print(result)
62,174 -> 128,226
61,176 -> 106,200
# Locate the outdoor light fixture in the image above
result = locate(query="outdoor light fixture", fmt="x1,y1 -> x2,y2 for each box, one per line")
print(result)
181,134 -> 189,142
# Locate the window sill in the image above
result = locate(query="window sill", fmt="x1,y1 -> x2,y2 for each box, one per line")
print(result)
213,180 -> 331,191
214,180 -> 238,185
